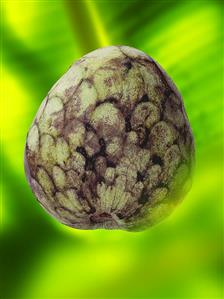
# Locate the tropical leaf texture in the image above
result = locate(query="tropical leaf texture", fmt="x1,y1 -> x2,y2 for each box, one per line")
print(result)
1,0 -> 223,298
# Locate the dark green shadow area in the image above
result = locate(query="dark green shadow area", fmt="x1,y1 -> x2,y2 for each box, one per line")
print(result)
112,0 -> 179,38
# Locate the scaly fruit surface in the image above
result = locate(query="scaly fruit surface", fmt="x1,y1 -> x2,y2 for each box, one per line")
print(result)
24,46 -> 195,231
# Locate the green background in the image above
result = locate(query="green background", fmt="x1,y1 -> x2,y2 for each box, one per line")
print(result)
1,0 -> 223,298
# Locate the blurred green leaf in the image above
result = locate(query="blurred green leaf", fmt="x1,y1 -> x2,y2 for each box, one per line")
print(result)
1,0 -> 223,298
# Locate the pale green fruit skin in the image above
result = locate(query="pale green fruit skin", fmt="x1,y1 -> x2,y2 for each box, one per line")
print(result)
24,46 -> 194,231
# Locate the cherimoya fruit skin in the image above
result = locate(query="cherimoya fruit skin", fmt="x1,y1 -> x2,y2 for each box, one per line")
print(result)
24,46 -> 195,231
